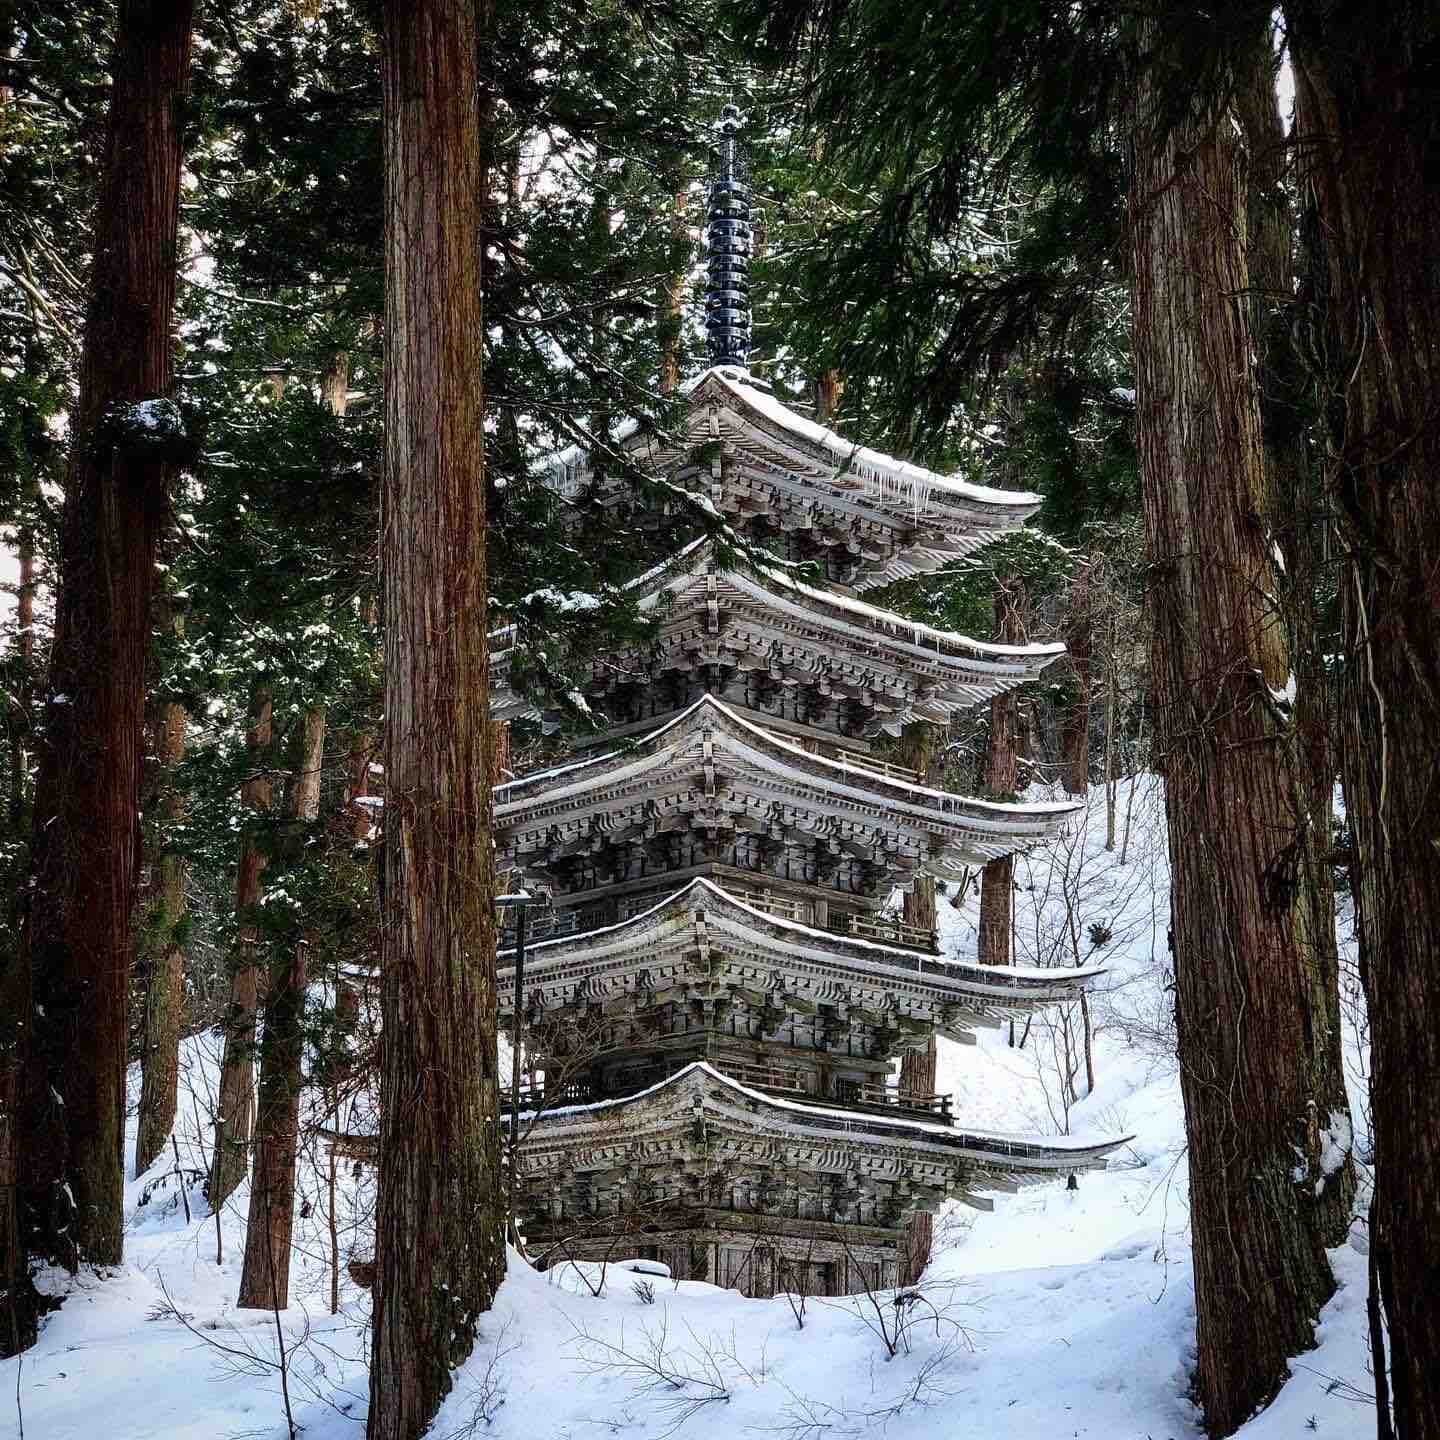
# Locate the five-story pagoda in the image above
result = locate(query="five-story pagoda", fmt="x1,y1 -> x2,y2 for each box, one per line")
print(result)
490,107 -> 1118,1296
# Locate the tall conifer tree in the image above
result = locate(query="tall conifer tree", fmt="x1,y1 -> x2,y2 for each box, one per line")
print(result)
739,4 -> 1355,1429
1288,7 -> 1440,1434
369,2 -> 503,1434
19,0 -> 195,1275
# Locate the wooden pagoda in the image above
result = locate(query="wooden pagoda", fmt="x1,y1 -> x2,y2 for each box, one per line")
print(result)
489,106 -> 1118,1295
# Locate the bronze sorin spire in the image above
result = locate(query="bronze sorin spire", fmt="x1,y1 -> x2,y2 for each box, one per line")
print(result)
704,103 -> 752,368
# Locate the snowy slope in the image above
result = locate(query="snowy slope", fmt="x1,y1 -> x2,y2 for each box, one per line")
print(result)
2,777 -> 1380,1440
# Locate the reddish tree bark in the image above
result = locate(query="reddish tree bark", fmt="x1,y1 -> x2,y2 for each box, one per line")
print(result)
1059,563 -> 1092,797
1129,27 -> 1339,1432
346,727 -> 375,841
1234,36 -> 1354,1250
238,706 -> 326,1311
210,682 -> 274,1207
1,496 -> 41,1352
894,721 -> 937,1279
813,368 -> 845,423
134,675 -> 188,1178
17,0 -> 195,1275
369,1 -> 504,1434
1288,10 -> 1440,1436
978,579 -> 1024,967
659,190 -> 688,397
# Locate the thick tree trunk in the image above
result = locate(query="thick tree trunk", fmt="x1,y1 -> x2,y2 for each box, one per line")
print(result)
209,682 -> 274,1207
1235,34 -> 1354,1248
1129,31 -> 1338,1434
1059,562 -> 1092,796
0,952 -> 37,1354
659,190 -> 687,396
899,864 -> 937,1281
1288,12 -> 1440,1438
978,580 -> 1023,967
17,0 -> 195,1274
346,727 -> 375,841
320,350 -> 351,417
0,493 -> 38,1352
369,2 -> 503,1436
6,507 -> 35,828
897,1028 -> 935,1284
134,684 -> 188,1177
238,706 -> 326,1311
896,720 -> 937,1281
1103,619 -> 1118,850
813,368 -> 844,423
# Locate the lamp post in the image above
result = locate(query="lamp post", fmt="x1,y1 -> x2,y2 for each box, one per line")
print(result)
496,888 -> 544,1233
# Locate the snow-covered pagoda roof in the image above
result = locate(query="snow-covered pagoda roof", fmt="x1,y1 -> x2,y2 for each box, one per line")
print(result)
513,1060 -> 1125,1215
543,366 -> 1042,590
495,693 -> 1080,878
490,539 -> 1065,733
700,365 -> 1037,515
499,876 -> 1103,1041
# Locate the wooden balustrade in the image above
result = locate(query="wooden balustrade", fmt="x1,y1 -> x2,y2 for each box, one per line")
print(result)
759,724 -> 923,786
829,747 -> 922,785
825,909 -> 938,954
731,886 -> 812,926
713,1057 -> 812,1097
499,906 -> 583,949
846,1081 -> 952,1119
501,1061 -> 953,1126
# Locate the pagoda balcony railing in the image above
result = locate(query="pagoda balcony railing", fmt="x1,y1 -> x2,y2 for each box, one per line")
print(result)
497,888 -> 937,957
716,1059 -> 951,1121
502,1057 -> 953,1126
499,906 -> 587,949
758,725 -> 922,787
500,1076 -> 592,1114
828,747 -> 923,786
729,885 -> 811,926
825,910 -> 939,955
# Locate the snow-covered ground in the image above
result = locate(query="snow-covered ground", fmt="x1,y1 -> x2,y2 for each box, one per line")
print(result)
3,777 -> 1379,1440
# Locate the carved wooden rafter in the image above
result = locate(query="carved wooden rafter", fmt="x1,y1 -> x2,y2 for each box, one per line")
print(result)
510,1063 -> 1120,1233
495,697 -> 1078,903
498,878 -> 1103,1034
491,544 -> 1065,736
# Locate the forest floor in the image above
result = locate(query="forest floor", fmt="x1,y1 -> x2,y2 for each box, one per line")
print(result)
4,777 -> 1380,1440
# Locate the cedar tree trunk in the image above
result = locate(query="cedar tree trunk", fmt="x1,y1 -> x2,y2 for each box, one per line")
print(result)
978,579 -> 1023,967
238,706 -> 326,1310
813,369 -> 844,423
0,499 -> 38,1349
897,720 -> 936,1280
210,681 -> 274,1207
1059,562 -> 1092,797
134,680 -> 188,1177
1235,32 -> 1354,1247
18,0 -> 195,1272
368,1 -> 504,1435
1129,29 -> 1337,1434
659,190 -> 687,396
1288,10 -> 1440,1436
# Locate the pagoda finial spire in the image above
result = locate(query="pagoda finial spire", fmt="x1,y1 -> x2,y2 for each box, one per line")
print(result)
705,103 -> 752,369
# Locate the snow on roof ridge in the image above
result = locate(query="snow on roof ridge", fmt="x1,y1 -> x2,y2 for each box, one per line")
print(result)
743,562 -> 1066,661
702,367 -> 1042,510
500,874 -> 1106,988
525,1057 -> 1129,1157
688,695 -> 1083,816
493,745 -> 612,796
497,693 -> 1083,820
491,540 -> 1064,686
624,536 -> 1064,662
